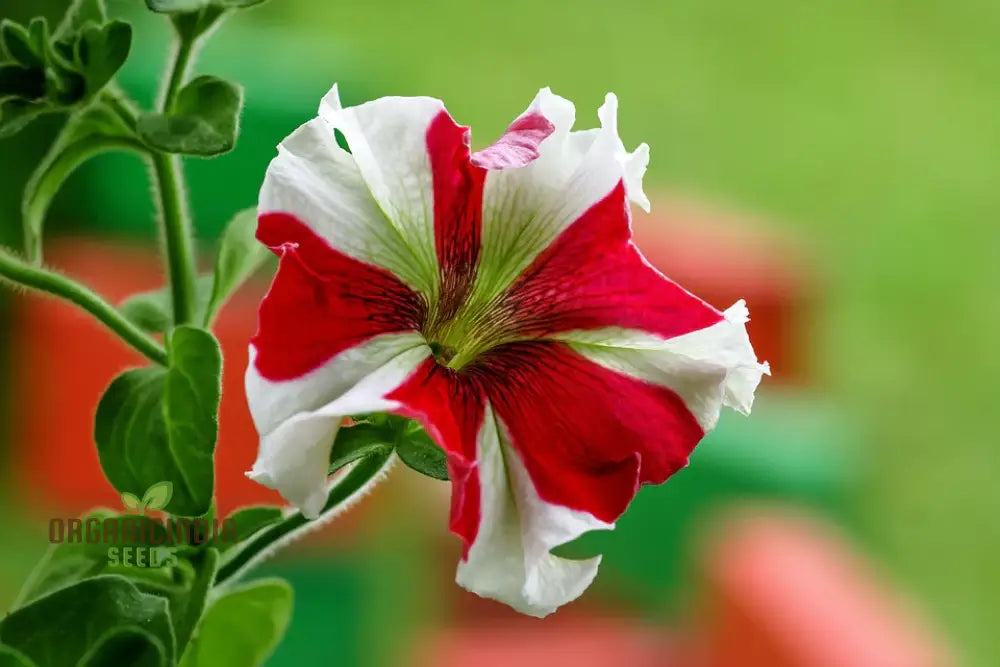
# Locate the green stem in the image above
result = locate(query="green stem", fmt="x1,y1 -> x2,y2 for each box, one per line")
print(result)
0,247 -> 168,366
152,153 -> 198,326
153,36 -> 199,326
215,452 -> 394,586
161,37 -> 195,110
22,135 -> 146,265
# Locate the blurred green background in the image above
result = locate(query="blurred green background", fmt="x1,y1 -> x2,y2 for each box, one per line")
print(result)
1,0 -> 997,665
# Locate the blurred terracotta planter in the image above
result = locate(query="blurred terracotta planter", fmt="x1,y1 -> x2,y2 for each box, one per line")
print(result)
632,196 -> 813,385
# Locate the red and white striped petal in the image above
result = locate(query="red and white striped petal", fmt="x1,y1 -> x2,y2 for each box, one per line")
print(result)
555,300 -> 771,432
247,207 -> 431,517
260,105 -> 432,297
385,358 -> 611,617
247,343 -> 431,518
470,89 -> 650,302
386,340 -> 714,615
456,408 -> 611,617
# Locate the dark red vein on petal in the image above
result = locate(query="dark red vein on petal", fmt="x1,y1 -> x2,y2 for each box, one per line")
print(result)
252,212 -> 425,381
427,111 -> 485,328
503,181 -> 724,340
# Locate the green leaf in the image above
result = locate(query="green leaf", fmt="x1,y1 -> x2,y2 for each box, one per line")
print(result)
73,20 -> 131,97
0,63 -> 45,100
146,0 -> 266,11
1,21 -> 43,69
0,645 -> 37,667
119,274 -> 214,333
396,423 -> 449,481
179,578 -> 292,667
204,207 -> 268,326
0,575 -> 175,667
217,506 -> 283,553
54,0 -> 108,41
133,548 -> 219,655
96,326 -> 221,516
14,509 -> 177,607
0,100 -> 45,138
142,481 -> 175,512
77,629 -> 167,667
137,75 -> 243,156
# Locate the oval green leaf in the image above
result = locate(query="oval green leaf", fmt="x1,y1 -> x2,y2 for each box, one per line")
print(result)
95,326 -> 221,516
179,578 -> 292,667
0,575 -> 174,667
137,75 -> 243,156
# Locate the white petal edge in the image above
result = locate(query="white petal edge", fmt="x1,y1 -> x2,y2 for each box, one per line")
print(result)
474,89 -> 651,302
246,332 -> 428,438
259,108 -> 435,298
554,300 -> 770,431
316,84 -> 446,302
456,406 -> 613,617
246,344 -> 431,519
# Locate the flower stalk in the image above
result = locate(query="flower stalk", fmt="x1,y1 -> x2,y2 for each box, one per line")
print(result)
215,451 -> 395,587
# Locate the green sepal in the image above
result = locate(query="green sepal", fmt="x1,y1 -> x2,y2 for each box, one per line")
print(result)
396,421 -> 449,481
329,414 -> 450,481
95,326 -> 222,516
328,419 -> 396,475
137,75 -> 243,156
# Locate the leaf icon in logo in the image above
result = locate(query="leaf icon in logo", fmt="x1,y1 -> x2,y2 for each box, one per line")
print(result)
121,492 -> 142,512
142,481 -> 174,512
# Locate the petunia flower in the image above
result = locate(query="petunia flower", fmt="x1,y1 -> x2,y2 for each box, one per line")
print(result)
245,85 -> 769,617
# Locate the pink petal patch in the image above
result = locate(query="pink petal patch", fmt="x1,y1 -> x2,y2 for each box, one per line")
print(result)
252,213 -> 425,381
471,112 -> 555,170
